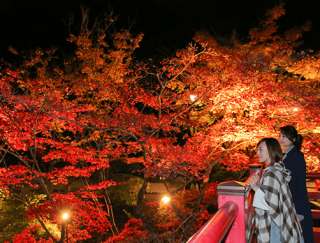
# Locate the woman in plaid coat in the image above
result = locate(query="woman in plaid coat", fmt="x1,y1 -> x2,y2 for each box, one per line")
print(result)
250,138 -> 304,243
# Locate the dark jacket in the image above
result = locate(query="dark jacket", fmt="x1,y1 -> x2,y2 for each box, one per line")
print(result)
283,146 -> 314,243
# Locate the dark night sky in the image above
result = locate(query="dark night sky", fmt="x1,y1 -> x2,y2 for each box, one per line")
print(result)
1,0 -> 320,59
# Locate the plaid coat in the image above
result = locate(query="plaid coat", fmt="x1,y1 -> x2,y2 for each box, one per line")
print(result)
254,162 -> 304,243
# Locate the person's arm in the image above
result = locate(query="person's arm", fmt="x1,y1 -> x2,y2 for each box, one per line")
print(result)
296,152 -> 307,211
248,171 -> 261,191
287,151 -> 306,214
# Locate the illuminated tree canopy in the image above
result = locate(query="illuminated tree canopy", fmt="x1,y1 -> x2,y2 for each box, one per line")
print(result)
0,5 -> 319,242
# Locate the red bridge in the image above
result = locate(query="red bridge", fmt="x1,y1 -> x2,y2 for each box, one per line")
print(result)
187,164 -> 320,243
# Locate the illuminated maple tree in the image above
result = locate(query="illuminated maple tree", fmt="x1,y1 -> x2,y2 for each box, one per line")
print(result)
0,4 -> 319,242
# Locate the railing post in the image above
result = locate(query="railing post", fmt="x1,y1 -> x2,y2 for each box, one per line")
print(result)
217,180 -> 252,243
187,164 -> 261,243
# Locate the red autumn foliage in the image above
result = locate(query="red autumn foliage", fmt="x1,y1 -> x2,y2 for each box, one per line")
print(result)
0,4 -> 319,242
103,218 -> 148,243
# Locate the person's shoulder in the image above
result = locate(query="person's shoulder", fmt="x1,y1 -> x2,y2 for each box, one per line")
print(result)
263,166 -> 277,177
264,164 -> 287,179
293,147 -> 305,160
288,146 -> 304,159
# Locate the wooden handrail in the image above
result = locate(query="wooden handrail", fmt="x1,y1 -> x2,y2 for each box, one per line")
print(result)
186,201 -> 238,243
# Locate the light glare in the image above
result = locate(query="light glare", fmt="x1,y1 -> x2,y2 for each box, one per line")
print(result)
189,94 -> 197,102
161,195 -> 171,205
61,211 -> 70,222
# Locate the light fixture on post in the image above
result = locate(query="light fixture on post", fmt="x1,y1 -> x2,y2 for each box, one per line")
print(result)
59,210 -> 71,243
61,211 -> 70,222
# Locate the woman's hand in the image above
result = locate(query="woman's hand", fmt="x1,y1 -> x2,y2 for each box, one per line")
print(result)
248,172 -> 260,191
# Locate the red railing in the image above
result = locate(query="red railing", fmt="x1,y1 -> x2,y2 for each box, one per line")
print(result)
186,201 -> 238,243
187,164 -> 260,243
187,166 -> 320,243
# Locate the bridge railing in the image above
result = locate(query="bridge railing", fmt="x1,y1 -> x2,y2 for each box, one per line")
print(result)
187,164 -> 261,243
187,167 -> 320,243
186,201 -> 238,243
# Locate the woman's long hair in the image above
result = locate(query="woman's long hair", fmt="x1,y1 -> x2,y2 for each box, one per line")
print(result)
280,125 -> 303,150
257,138 -> 283,165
